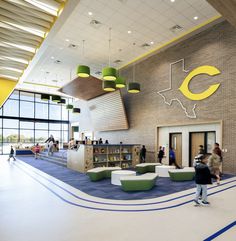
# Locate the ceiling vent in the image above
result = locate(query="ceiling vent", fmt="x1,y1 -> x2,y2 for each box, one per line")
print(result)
169,24 -> 183,33
95,71 -> 102,75
140,43 -> 151,48
68,43 -> 78,49
54,60 -> 61,64
114,59 -> 122,64
90,19 -> 102,29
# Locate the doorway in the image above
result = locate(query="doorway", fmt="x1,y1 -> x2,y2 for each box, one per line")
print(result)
170,133 -> 182,167
189,131 -> 216,166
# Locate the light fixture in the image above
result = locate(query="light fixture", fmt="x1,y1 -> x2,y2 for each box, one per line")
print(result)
170,0 -> 175,2
88,11 -> 93,16
127,43 -> 141,94
51,56 -> 55,59
115,76 -> 126,88
65,39 -> 70,42
41,94 -> 50,101
77,40 -> 90,77
102,28 -> 117,81
193,16 -> 198,20
66,104 -> 73,110
128,30 -> 132,34
72,108 -> 81,113
58,98 -> 66,104
150,41 -> 154,45
103,80 -> 116,92
51,95 -> 61,102
127,82 -> 140,93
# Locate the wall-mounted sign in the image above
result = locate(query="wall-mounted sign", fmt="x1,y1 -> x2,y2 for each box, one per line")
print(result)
157,59 -> 221,118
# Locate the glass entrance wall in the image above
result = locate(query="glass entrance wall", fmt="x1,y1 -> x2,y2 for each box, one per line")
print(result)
0,90 -> 70,154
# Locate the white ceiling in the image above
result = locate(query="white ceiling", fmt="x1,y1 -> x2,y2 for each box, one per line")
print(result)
17,0 -> 221,94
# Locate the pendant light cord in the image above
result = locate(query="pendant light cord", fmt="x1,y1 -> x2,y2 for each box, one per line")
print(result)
108,27 -> 111,66
82,40 -> 85,63
133,42 -> 136,82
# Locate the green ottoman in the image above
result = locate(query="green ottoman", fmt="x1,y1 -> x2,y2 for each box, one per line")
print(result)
120,173 -> 158,191
136,163 -> 162,174
87,167 -> 121,181
168,168 -> 195,181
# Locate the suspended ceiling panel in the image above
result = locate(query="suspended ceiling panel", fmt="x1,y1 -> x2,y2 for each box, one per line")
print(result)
59,75 -> 106,100
18,0 -> 222,94
0,0 -> 66,82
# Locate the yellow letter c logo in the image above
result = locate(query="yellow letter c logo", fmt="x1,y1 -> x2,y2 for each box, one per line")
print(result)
179,65 -> 221,101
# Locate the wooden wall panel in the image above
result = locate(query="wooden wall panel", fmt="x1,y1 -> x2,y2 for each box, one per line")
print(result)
87,90 -> 128,131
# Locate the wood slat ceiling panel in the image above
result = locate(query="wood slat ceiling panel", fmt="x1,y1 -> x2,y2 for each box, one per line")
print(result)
59,75 -> 107,100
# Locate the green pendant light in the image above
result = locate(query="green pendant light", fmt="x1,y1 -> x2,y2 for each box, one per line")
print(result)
72,108 -> 81,113
102,28 -> 117,81
127,43 -> 141,94
127,82 -> 140,93
58,98 -> 66,105
115,76 -> 126,88
41,94 -> 50,101
103,80 -> 116,92
51,95 -> 61,102
77,40 -> 90,78
66,104 -> 73,110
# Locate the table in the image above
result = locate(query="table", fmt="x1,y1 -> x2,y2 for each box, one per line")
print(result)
111,170 -> 136,185
155,165 -> 176,177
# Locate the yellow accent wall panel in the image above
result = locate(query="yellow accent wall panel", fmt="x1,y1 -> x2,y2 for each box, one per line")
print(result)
0,78 -> 18,107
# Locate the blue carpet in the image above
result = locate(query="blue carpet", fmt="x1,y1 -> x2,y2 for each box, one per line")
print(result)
17,156 -> 234,200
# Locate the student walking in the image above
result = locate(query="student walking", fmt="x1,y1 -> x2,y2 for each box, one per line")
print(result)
34,143 -> 40,159
8,146 -> 16,161
208,150 -> 221,185
169,147 -> 181,169
194,155 -> 212,206
157,146 -> 164,163
140,145 -> 147,163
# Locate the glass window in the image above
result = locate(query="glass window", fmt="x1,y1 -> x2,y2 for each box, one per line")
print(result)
3,119 -> 19,128
35,103 -> 48,119
35,122 -> 48,130
207,132 -> 216,153
35,130 -> 48,143
0,118 -> 2,128
62,131 -> 68,143
3,143 -> 15,154
49,104 -> 61,120
20,92 -> 34,101
20,121 -> 34,129
62,106 -> 68,121
20,129 -> 34,143
3,129 -> 18,142
62,123 -> 68,131
0,107 -> 3,116
3,99 -> 19,117
20,101 -> 34,118
9,90 -> 19,100
49,123 -> 61,130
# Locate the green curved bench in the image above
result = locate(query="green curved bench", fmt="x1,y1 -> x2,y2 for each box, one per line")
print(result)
120,173 -> 158,191
87,167 -> 121,181
136,163 -> 162,174
168,168 -> 195,181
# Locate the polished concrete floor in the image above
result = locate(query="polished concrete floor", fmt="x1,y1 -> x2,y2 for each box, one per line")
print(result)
0,156 -> 235,241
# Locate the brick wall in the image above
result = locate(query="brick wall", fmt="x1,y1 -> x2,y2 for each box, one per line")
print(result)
96,21 -> 236,173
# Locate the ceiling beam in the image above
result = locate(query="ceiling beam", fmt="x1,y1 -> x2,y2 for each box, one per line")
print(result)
207,0 -> 236,28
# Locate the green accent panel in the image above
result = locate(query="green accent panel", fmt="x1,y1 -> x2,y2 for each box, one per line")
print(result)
121,178 -> 157,191
168,171 -> 195,181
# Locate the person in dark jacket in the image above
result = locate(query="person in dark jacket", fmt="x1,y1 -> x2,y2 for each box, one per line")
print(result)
157,146 -> 164,163
169,147 -> 181,169
8,146 -> 16,161
194,156 -> 212,205
140,145 -> 147,163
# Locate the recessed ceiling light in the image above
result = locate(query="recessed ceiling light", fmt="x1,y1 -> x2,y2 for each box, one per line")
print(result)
51,56 -> 55,59
193,16 -> 198,20
88,11 -> 93,16
150,41 -> 154,45
59,47 -> 63,50
170,0 -> 175,2
65,39 -> 70,42
127,30 -> 132,34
